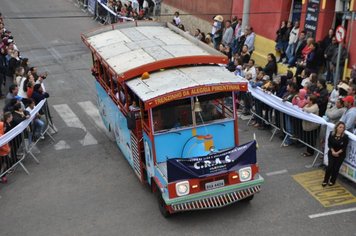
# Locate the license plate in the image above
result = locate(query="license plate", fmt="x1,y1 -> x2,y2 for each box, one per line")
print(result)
205,180 -> 225,190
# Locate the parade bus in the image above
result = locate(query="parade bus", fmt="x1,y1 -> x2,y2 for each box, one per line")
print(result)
81,21 -> 264,216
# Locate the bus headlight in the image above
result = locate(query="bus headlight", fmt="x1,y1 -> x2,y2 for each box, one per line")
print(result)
176,181 -> 190,196
239,167 -> 252,182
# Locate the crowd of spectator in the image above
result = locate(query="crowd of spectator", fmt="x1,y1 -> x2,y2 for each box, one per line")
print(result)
103,0 -> 156,21
174,12 -> 356,156
0,13 -> 49,183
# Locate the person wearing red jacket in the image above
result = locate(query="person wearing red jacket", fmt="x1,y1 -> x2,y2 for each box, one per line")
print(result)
0,120 -> 11,183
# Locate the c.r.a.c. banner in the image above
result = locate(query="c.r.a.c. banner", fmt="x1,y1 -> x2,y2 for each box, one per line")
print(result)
167,141 -> 256,182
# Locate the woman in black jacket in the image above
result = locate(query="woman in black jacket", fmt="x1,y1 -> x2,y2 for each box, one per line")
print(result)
314,78 -> 329,116
7,50 -> 21,79
263,53 -> 278,79
31,84 -> 49,105
322,121 -> 349,187
275,21 -> 287,59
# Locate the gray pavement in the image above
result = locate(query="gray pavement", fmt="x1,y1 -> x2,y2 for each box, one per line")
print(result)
0,0 -> 355,235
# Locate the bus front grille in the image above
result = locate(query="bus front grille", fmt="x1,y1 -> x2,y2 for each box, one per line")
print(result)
171,185 -> 261,212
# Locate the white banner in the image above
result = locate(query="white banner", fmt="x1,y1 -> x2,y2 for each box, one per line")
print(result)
248,85 -> 356,183
249,85 -> 356,140
248,85 -> 328,125
0,99 -> 46,147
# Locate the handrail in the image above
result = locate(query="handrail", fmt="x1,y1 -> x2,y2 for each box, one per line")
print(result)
118,55 -> 229,82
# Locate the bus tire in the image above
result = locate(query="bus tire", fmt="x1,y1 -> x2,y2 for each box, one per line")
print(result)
241,194 -> 254,202
157,193 -> 171,217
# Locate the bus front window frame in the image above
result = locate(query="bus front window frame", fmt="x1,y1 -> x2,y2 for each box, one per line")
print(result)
152,92 -> 234,134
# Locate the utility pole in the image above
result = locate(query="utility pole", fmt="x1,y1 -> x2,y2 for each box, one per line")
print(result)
334,1 -> 347,88
241,0 -> 251,31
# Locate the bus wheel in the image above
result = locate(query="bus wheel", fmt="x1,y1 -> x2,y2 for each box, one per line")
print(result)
157,193 -> 171,217
241,195 -> 254,202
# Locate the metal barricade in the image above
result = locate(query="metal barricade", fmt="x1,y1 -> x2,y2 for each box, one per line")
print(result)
0,100 -> 57,182
279,113 -> 323,168
76,0 -> 88,8
245,85 -> 356,181
242,95 -> 324,168
94,0 -> 135,25
243,95 -> 281,141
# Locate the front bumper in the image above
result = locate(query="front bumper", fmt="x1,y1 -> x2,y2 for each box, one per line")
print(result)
165,175 -> 264,212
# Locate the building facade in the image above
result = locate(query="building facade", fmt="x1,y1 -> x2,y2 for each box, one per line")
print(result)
161,0 -> 356,75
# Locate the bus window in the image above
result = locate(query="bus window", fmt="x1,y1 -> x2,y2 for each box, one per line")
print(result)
142,107 -> 150,131
92,55 -> 99,79
103,69 -> 111,88
110,74 -> 117,94
195,92 -> 233,125
152,98 -> 192,132
98,63 -> 104,79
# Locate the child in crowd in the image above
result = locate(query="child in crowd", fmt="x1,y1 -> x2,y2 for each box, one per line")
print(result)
26,99 -> 45,140
172,11 -> 181,27
292,88 -> 308,108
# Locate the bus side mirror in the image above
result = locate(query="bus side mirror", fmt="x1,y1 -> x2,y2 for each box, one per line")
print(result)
127,112 -> 136,130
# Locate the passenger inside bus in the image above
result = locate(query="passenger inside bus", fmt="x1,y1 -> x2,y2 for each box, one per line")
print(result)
129,100 -> 141,119
152,92 -> 233,133
195,93 -> 230,125
153,98 -> 192,132
129,101 -> 140,111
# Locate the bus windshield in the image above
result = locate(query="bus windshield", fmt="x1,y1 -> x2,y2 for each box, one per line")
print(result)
152,92 -> 233,133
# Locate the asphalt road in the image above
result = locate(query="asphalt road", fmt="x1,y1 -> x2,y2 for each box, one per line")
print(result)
0,1 -> 355,235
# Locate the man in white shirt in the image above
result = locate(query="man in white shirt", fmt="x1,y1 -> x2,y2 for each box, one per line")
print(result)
222,20 -> 233,47
285,21 -> 300,62
244,59 -> 257,81
143,0 -> 149,15
244,26 -> 255,54
173,11 -> 181,26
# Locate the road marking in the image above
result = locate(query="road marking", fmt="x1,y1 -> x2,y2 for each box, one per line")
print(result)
77,101 -> 106,130
308,207 -> 356,219
54,140 -> 71,150
239,114 -> 251,120
293,170 -> 356,207
265,169 -> 288,176
78,101 -> 115,141
53,104 -> 98,146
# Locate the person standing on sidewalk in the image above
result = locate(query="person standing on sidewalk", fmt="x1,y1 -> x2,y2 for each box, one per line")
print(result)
0,47 -> 7,98
285,21 -> 299,63
301,95 -> 320,156
340,96 -> 356,132
244,26 -> 255,55
275,20 -> 288,61
211,15 -> 224,50
287,31 -> 306,67
222,20 -> 234,47
0,119 -> 11,183
282,82 -> 299,146
322,121 -> 349,186
324,37 -> 337,84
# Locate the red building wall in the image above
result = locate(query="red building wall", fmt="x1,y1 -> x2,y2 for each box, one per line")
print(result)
299,0 -> 335,42
232,0 -> 292,40
315,0 -> 335,41
164,0 -> 355,71
348,23 -> 356,68
163,0 -> 233,23
347,1 -> 356,68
